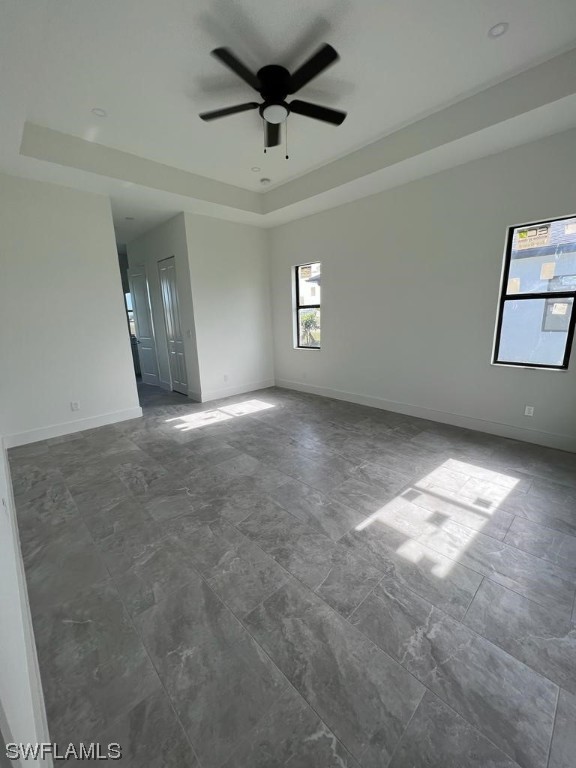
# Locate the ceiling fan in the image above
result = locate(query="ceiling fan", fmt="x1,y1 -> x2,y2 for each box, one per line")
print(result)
199,43 -> 347,153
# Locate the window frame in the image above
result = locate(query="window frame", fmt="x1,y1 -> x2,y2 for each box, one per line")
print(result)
294,262 -> 321,350
493,215 -> 576,370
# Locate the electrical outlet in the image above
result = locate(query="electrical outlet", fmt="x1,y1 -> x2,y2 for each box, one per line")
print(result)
524,406 -> 534,417
70,401 -> 80,412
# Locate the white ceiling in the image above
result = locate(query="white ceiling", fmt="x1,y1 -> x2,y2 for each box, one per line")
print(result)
2,0 -> 576,242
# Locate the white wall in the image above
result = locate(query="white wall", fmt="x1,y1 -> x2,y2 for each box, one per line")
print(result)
127,214 -> 201,398
0,440 -> 50,767
0,174 -> 141,446
269,129 -> 576,451
184,213 -> 274,401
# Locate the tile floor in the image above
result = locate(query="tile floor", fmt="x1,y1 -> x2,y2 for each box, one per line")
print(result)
9,384 -> 576,767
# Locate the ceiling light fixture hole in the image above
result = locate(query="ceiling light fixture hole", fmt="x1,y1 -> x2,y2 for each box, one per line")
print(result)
125,216 -> 135,221
251,166 -> 261,172
488,22 -> 509,38
260,178 -> 271,185
91,107 -> 108,118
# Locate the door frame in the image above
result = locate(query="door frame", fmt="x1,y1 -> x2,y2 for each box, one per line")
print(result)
127,266 -> 160,387
158,256 -> 188,395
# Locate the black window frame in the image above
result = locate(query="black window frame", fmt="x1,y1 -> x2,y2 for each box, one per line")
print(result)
295,262 -> 321,350
493,215 -> 576,370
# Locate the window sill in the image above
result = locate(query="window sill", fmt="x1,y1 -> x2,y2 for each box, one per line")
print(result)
491,362 -> 567,372
294,346 -> 321,351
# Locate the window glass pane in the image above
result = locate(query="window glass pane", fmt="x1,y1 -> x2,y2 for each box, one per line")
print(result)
298,308 -> 321,348
125,292 -> 133,310
297,263 -> 321,306
507,217 -> 576,295
497,298 -> 573,366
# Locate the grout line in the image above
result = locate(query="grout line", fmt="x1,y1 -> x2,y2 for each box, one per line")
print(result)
546,685 -> 561,768
461,576 -> 484,622
346,574 -> 384,624
378,686 -> 426,768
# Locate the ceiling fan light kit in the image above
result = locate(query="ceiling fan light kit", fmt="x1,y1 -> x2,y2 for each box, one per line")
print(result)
199,43 -> 347,157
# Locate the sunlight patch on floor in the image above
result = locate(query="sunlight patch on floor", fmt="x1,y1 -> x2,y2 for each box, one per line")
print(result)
165,399 -> 275,431
355,458 -> 520,577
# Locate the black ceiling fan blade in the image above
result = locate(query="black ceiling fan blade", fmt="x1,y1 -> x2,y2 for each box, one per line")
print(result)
199,102 -> 259,121
289,44 -> 339,94
289,99 -> 346,125
265,121 -> 281,147
211,48 -> 260,90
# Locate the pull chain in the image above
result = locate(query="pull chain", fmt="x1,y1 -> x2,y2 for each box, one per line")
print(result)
285,120 -> 289,160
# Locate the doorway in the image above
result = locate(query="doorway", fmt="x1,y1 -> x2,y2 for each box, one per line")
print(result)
128,266 -> 160,386
158,256 -> 188,395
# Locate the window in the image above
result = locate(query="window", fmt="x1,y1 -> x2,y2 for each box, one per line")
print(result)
295,262 -> 321,348
493,216 -> 576,369
125,292 -> 136,336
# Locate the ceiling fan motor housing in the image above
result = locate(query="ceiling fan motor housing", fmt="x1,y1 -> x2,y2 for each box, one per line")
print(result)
257,65 -> 291,122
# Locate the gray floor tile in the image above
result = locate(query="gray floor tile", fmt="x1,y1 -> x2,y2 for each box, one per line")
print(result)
388,690 -> 522,768
221,687 -> 361,768
350,576 -> 557,768
239,500 -> 383,616
341,522 -> 482,620
504,516 -> 576,575
94,689 -> 199,767
463,579 -> 576,694
314,547 -> 383,618
416,519 -> 576,613
329,476 -> 405,518
501,491 -> 576,538
69,474 -> 132,516
82,496 -> 155,540
34,580 -> 160,742
112,533 -> 203,616
269,477 -> 365,540
136,577 -> 286,768
407,485 -> 515,540
549,689 -> 576,768
178,520 -> 290,617
23,518 -> 109,610
112,452 -> 169,495
243,579 -> 424,768
239,501 -> 347,587
11,384 -> 576,768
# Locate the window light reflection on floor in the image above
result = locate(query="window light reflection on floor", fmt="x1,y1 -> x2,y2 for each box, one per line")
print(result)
165,399 -> 275,431
354,458 -> 520,578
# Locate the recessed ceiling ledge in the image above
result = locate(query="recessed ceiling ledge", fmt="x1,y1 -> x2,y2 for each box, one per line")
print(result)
20,123 -> 264,215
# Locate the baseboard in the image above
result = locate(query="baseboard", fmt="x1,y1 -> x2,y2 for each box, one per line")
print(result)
0,440 -> 53,766
275,379 -> 576,453
3,407 -> 143,448
200,378 -> 275,403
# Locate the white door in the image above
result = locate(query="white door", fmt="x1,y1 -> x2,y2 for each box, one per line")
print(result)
159,257 -> 188,395
128,267 -> 159,386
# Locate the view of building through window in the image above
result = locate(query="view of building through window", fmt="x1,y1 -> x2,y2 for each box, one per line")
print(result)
295,262 -> 321,348
494,216 -> 576,368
